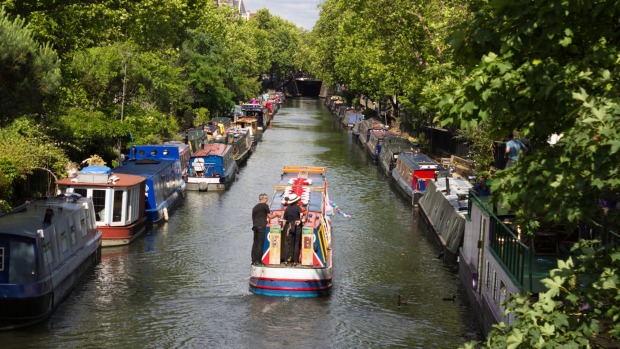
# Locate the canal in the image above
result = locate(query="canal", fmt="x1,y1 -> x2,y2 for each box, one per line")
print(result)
2,98 -> 480,348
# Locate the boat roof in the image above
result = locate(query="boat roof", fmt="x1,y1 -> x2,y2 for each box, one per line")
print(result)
56,172 -> 146,188
192,143 -> 231,157
113,159 -> 177,177
241,104 -> 268,111
0,195 -> 91,239
399,151 -> 444,170
234,117 -> 258,124
132,143 -> 189,161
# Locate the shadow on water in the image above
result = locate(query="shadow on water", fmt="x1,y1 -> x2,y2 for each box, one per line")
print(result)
0,97 -> 482,349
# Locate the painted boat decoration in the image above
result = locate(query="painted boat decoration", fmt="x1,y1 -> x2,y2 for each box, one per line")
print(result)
249,166 -> 333,297
186,143 -> 238,191
56,166 -> 147,247
391,151 -> 449,204
114,143 -> 189,223
0,193 -> 102,329
378,136 -> 418,177
226,127 -> 252,165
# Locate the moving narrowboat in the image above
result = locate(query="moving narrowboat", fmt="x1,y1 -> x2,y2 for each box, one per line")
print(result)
56,166 -> 147,247
0,194 -> 102,329
391,151 -> 448,204
249,166 -> 333,297
186,143 -> 238,191
114,143 -> 188,223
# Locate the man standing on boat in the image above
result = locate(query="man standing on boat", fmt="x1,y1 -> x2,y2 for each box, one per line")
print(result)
251,193 -> 280,265
282,194 -> 303,265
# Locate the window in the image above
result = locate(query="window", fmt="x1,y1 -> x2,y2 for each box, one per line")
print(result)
74,188 -> 87,197
81,218 -> 87,237
8,241 -> 36,284
92,189 -> 106,223
113,190 -> 123,223
485,260 -> 491,289
70,225 -> 77,245
44,243 -> 53,265
0,247 -> 4,271
60,231 -> 68,252
126,188 -> 133,222
492,271 -> 498,301
151,149 -> 157,156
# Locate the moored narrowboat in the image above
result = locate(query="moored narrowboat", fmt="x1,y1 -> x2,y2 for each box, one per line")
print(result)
114,144 -> 188,223
226,127 -> 252,165
56,166 -> 147,247
357,119 -> 385,145
378,136 -> 418,177
233,117 -> 261,145
0,194 -> 102,329
391,151 -> 448,204
241,104 -> 269,132
365,129 -> 390,161
341,109 -> 363,129
186,143 -> 238,191
249,166 -> 333,297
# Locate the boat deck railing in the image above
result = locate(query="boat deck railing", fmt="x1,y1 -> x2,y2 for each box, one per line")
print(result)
469,193 -> 533,292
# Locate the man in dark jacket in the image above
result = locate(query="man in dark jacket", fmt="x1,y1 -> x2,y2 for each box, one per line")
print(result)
251,193 -> 279,265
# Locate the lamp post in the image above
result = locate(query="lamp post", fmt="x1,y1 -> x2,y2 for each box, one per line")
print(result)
118,52 -> 132,166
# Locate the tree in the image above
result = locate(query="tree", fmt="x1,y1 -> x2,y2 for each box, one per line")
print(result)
0,6 -> 61,125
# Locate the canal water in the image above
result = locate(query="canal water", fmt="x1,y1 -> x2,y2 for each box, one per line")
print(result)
1,98 -> 480,348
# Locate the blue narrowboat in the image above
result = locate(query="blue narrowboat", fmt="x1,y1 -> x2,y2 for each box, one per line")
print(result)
0,194 -> 102,329
114,143 -> 189,223
391,151 -> 449,204
186,143 -> 238,191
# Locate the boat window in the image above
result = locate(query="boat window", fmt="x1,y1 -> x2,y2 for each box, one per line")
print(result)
485,260 -> 491,289
92,189 -> 106,223
139,149 -> 145,156
113,190 -> 123,223
9,240 -> 37,284
0,246 -> 4,271
81,218 -> 86,236
70,225 -> 77,245
151,149 -> 157,156
60,231 -> 68,252
126,188 -> 133,222
163,149 -> 169,156
492,271 -> 498,301
73,188 -> 87,197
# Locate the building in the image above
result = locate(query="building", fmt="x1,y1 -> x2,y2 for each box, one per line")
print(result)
214,0 -> 250,20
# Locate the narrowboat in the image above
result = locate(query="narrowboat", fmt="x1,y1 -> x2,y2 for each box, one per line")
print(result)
457,192 -> 594,335
241,104 -> 269,132
341,109 -> 363,129
114,143 -> 188,224
233,117 -> 261,146
226,127 -> 252,165
0,194 -> 102,329
365,129 -> 390,161
418,177 -> 472,264
56,166 -> 147,247
391,151 -> 448,204
185,127 -> 207,154
378,136 -> 417,177
357,119 -> 385,145
186,143 -> 238,191
249,166 -> 333,297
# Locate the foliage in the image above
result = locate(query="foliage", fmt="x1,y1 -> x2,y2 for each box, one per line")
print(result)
455,124 -> 495,177
0,117 -> 68,205
0,6 -> 61,125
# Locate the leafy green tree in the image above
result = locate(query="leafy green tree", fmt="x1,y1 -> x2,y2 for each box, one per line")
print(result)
0,6 -> 61,125
0,118 -> 69,206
